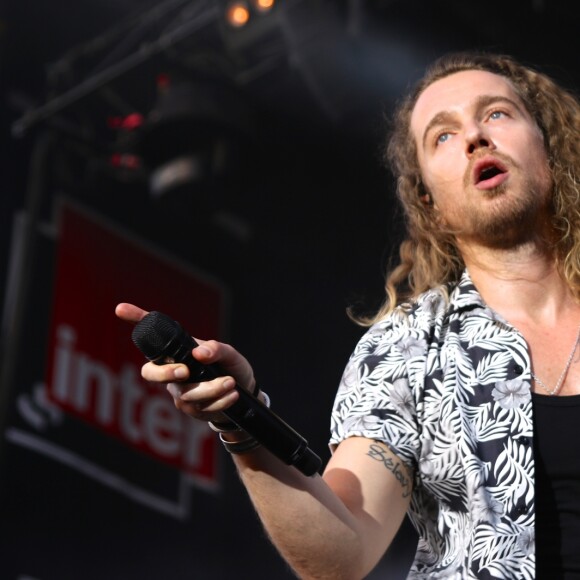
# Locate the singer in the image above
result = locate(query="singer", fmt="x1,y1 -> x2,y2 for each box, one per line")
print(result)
116,51 -> 580,578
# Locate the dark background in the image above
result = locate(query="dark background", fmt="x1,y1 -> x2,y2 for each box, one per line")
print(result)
1,1 -> 579,578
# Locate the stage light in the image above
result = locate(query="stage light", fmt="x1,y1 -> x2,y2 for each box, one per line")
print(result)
132,76 -> 254,202
253,0 -> 275,13
225,2 -> 251,28
149,155 -> 203,199
107,112 -> 144,131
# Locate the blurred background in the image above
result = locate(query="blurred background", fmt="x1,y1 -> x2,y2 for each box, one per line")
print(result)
0,1 -> 578,578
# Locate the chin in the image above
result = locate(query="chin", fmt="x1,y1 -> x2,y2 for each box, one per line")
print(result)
460,202 -> 546,248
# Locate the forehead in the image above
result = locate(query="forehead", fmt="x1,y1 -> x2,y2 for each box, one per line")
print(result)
410,70 -> 525,140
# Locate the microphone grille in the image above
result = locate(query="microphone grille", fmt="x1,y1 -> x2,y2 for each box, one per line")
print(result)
131,311 -> 178,359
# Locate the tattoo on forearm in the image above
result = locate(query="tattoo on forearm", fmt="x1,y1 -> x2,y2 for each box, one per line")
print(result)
367,443 -> 413,498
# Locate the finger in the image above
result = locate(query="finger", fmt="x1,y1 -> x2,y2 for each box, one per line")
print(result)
115,302 -> 149,324
187,389 -> 240,415
189,340 -> 255,390
142,361 -> 190,383
190,339 -> 231,363
176,376 -> 237,403
167,379 -> 240,418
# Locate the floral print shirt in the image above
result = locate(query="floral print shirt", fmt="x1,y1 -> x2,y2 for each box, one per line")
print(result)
330,271 -> 535,578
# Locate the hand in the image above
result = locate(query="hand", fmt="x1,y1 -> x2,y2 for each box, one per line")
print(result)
115,302 -> 256,423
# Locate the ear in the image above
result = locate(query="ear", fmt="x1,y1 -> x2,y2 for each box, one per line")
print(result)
418,184 -> 433,207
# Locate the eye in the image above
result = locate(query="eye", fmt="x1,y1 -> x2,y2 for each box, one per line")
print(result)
435,132 -> 451,146
489,110 -> 507,120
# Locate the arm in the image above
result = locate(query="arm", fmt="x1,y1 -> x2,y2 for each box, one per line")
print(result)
116,303 -> 412,579
232,437 -> 412,580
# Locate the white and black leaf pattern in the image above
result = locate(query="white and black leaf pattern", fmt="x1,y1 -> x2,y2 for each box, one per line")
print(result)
329,271 -> 536,577
476,352 -> 516,385
464,405 -> 512,443
461,317 -> 507,349
472,522 -> 534,579
451,348 -> 479,403
490,438 -> 534,510
372,357 -> 411,383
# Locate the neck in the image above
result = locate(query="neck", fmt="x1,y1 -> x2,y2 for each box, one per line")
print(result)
458,239 -> 577,327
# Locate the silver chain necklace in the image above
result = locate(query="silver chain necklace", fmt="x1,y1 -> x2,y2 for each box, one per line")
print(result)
531,324 -> 580,396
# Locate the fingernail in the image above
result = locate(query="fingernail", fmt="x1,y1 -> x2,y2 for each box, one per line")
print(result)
174,367 -> 188,380
167,384 -> 181,398
196,346 -> 211,357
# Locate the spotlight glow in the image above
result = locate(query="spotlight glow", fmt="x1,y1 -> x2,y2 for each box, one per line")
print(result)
254,0 -> 275,12
226,2 -> 251,27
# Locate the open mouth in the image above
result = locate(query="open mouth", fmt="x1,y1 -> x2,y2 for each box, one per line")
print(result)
473,158 -> 509,187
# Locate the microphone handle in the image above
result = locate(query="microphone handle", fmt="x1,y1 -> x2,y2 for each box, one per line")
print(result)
154,332 -> 322,477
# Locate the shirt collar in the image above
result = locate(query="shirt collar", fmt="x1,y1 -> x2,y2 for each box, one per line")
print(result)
448,270 -> 491,316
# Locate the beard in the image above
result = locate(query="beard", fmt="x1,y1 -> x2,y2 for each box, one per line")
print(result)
439,153 -> 553,249
462,183 -> 550,248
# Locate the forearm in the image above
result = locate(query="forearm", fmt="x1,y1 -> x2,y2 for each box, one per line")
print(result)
230,448 -> 371,580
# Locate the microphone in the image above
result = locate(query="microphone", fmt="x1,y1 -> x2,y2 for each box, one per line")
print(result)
131,311 -> 322,476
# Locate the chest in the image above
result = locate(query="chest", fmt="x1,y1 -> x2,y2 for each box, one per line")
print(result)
522,325 -> 580,396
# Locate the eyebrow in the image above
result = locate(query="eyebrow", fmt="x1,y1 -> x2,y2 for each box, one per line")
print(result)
421,94 -> 526,148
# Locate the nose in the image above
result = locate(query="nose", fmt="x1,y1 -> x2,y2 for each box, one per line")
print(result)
465,122 -> 494,156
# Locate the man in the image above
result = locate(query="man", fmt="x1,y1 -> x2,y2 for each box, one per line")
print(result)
116,52 -> 580,578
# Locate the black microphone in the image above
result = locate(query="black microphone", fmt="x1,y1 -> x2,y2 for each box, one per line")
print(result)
131,311 -> 322,476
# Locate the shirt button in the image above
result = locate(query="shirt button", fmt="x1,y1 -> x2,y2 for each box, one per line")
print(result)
514,364 -> 523,374
516,505 -> 529,515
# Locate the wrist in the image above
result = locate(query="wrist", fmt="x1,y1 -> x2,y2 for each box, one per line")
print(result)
218,432 -> 262,454
215,389 -> 271,453
208,381 -> 265,434
219,429 -> 252,443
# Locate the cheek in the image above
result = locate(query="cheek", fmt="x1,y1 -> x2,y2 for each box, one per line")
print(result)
422,155 -> 465,200
513,126 -> 548,166
525,138 -> 551,186
533,141 -> 550,171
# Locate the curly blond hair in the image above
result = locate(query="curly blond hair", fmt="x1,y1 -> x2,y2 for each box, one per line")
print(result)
356,51 -> 580,326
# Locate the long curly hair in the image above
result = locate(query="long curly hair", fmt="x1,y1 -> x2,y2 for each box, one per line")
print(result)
357,51 -> 580,326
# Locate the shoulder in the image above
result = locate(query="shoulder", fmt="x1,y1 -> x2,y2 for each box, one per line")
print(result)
355,285 -> 451,353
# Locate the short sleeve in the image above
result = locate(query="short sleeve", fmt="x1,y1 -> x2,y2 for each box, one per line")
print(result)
329,312 -> 428,471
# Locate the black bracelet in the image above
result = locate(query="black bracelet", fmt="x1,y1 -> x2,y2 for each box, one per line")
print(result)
219,433 -> 261,454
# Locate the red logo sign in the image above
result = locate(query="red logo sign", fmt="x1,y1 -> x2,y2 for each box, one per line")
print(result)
45,202 -> 227,487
